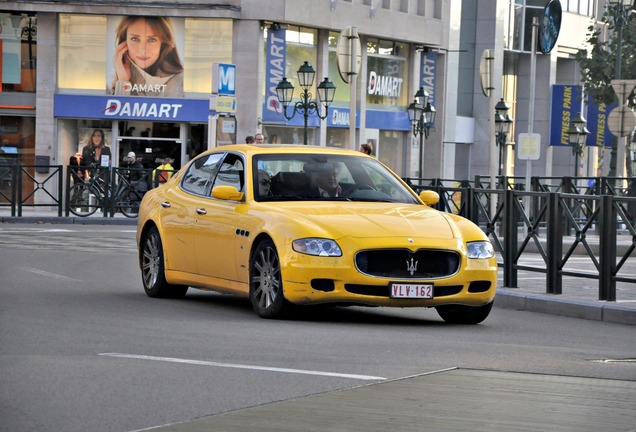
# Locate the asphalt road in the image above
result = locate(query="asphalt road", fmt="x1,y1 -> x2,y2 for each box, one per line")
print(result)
1,224 -> 635,432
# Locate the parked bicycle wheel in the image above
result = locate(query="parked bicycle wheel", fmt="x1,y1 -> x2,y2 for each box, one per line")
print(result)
117,189 -> 140,218
68,183 -> 101,217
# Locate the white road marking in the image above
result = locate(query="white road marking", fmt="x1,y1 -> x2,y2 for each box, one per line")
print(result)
99,353 -> 386,381
19,267 -> 82,282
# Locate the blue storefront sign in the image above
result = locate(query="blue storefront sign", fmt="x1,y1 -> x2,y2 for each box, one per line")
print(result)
54,94 -> 210,122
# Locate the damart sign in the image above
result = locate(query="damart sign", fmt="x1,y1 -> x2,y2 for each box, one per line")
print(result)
104,99 -> 183,118
54,94 -> 209,122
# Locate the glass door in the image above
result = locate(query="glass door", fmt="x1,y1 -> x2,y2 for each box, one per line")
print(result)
117,121 -> 182,170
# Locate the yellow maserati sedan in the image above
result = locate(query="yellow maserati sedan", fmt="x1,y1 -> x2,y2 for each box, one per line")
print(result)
136,144 -> 497,324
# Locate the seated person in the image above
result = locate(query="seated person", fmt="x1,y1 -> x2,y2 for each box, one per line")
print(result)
307,163 -> 342,198
257,169 -> 272,198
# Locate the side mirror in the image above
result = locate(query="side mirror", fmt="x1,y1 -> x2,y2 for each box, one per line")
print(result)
212,185 -> 244,201
419,190 -> 440,206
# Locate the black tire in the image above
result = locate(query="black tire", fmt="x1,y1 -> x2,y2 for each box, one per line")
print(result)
435,301 -> 493,324
141,226 -> 188,298
117,190 -> 140,218
68,183 -> 100,217
249,239 -> 289,318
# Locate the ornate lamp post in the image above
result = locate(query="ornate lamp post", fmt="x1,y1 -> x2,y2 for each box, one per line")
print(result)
407,87 -> 436,178
494,98 -> 513,177
567,112 -> 589,177
275,61 -> 336,145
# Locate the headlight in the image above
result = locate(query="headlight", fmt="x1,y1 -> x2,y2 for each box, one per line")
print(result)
467,241 -> 495,259
292,238 -> 342,257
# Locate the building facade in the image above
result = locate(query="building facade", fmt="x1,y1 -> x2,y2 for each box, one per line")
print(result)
1,0 -> 451,205
0,0 -> 609,206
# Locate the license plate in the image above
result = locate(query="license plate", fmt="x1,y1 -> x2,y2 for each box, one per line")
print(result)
390,283 -> 434,299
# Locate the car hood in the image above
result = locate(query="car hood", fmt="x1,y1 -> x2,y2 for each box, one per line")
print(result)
260,202 -> 456,239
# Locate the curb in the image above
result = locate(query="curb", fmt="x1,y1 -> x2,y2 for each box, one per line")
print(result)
0,216 -> 137,225
495,288 -> 636,326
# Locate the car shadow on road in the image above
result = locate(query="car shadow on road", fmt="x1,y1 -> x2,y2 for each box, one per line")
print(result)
173,291 -> 448,326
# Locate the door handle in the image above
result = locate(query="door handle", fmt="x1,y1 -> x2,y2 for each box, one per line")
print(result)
196,208 -> 207,215
161,201 -> 171,208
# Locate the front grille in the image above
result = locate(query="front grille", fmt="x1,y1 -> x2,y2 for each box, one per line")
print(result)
355,249 -> 460,279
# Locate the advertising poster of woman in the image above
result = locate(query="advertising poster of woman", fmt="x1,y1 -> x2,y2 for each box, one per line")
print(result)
105,16 -> 185,98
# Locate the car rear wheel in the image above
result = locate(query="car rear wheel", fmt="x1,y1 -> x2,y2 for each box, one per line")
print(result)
250,239 -> 289,318
141,226 -> 188,299
435,301 -> 493,324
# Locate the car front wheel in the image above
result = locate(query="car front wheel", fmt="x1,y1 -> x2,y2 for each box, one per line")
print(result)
141,226 -> 188,299
435,302 -> 493,324
249,239 -> 289,318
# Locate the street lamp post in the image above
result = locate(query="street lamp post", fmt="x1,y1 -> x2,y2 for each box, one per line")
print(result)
407,87 -> 436,178
494,98 -> 513,178
567,112 -> 590,177
608,0 -> 634,176
275,61 -> 336,145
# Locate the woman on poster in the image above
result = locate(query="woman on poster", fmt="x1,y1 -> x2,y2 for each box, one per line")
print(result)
109,16 -> 184,97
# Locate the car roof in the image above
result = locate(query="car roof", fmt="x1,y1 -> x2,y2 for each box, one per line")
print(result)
203,144 -> 364,157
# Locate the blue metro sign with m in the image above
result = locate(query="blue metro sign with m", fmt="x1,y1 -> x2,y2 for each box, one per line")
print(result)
213,63 -> 236,96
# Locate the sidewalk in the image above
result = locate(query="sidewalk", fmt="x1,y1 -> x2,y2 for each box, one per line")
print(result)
2,207 -> 635,326
0,206 -> 137,225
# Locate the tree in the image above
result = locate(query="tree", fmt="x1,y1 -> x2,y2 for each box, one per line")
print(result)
576,4 -> 636,177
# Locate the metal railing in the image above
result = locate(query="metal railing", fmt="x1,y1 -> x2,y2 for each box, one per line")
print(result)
406,178 -> 636,302
3,166 -> 635,301
0,164 -> 176,218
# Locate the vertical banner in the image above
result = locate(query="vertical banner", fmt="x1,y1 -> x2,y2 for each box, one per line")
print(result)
419,51 -> 437,106
585,96 -> 614,147
549,84 -> 582,146
262,27 -> 287,124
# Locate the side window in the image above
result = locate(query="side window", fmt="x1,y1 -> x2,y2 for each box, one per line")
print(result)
210,153 -> 244,192
181,153 -> 224,195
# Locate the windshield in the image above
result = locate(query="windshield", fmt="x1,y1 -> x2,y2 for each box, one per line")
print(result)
253,153 -> 419,204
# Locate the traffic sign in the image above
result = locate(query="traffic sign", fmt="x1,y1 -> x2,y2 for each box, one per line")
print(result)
479,49 -> 494,98
336,27 -> 361,84
212,63 -> 236,96
607,106 -> 636,137
210,95 -> 237,114
611,79 -> 636,103
517,133 -> 541,160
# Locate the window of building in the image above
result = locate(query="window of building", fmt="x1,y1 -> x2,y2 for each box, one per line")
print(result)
58,14 -> 107,91
184,19 -> 232,94
1,13 -> 37,93
506,0 -> 595,53
366,37 -> 409,108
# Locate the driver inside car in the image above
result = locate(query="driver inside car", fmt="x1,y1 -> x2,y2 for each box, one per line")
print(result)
310,163 -> 342,198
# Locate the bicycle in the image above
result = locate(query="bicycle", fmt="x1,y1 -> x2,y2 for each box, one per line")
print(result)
111,168 -> 148,218
68,167 -> 109,217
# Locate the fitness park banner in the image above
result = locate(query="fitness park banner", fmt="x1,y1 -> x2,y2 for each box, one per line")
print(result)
549,84 -> 614,147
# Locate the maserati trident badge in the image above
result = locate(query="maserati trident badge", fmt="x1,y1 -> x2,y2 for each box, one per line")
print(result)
406,257 -> 418,276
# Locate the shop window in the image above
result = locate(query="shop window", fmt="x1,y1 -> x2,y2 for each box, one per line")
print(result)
0,115 -> 35,203
0,13 -> 37,93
